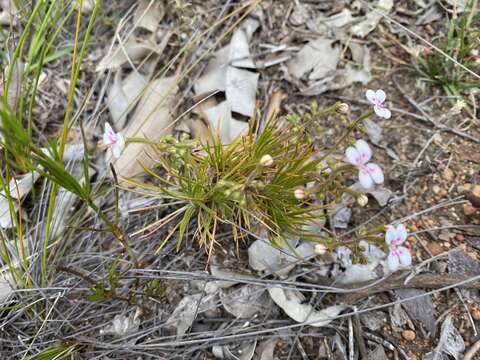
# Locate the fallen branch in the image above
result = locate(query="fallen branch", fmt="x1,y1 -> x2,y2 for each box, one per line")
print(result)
341,273 -> 480,303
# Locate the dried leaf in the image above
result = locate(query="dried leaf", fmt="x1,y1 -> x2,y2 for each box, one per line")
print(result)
363,118 -> 383,145
0,273 -> 13,303
300,65 -> 371,95
97,31 -> 170,72
433,315 -> 465,359
116,76 -> 178,179
167,293 -> 215,336
107,70 -> 148,129
255,339 -> 278,360
248,237 -> 314,277
205,264 -> 255,294
268,287 -> 346,327
100,313 -> 140,337
448,249 -> 480,276
220,285 -> 274,318
0,0 -> 17,25
133,0 -> 164,32
395,289 -> 436,334
287,38 -> 339,80
6,59 -> 23,112
225,66 -> 259,117
349,0 -> 394,38
204,101 -> 248,144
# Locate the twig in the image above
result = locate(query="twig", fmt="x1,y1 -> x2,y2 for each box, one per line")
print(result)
462,339 -> 480,360
341,273 -> 480,303
393,80 -> 480,143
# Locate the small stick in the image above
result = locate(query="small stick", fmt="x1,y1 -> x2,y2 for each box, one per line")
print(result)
462,339 -> 480,360
341,273 -> 480,303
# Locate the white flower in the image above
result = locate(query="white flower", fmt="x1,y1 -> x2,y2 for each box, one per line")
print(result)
103,122 -> 125,159
366,89 -> 391,119
345,139 -> 384,189
385,224 -> 412,272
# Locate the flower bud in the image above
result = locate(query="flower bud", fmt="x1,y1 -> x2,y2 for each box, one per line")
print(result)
315,243 -> 328,255
338,103 -> 349,114
357,194 -> 368,207
260,154 -> 274,167
294,188 -> 306,200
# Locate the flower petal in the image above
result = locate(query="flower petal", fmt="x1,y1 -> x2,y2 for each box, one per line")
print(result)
355,139 -> 372,163
365,163 -> 384,184
366,89 -> 377,104
395,224 -> 408,243
374,105 -> 391,119
375,89 -> 386,103
387,252 -> 400,272
359,168 -> 373,189
346,146 -> 360,165
116,133 -> 125,151
112,144 -> 121,159
104,122 -> 116,145
385,226 -> 397,245
397,246 -> 412,267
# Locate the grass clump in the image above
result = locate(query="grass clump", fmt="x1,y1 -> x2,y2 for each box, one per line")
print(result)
123,103 -> 360,256
415,0 -> 479,98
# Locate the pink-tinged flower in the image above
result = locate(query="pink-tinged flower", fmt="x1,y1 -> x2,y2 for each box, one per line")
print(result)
385,224 -> 412,272
103,122 -> 125,159
345,139 -> 384,189
366,89 -> 391,119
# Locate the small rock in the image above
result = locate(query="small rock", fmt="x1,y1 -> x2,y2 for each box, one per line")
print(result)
473,185 -> 480,198
463,202 -> 476,216
443,168 -> 454,181
402,329 -> 416,341
432,185 -> 441,194
455,234 -> 465,242
409,223 -> 419,232
427,242 -> 443,256
464,183 -> 472,191
472,308 -> 480,321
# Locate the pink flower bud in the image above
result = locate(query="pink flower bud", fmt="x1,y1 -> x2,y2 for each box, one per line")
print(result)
260,154 -> 274,167
338,103 -> 349,114
294,188 -> 305,200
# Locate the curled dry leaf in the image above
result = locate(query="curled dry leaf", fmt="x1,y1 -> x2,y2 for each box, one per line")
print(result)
268,287 -> 347,327
205,264 -> 255,294
349,0 -> 394,38
107,70 -> 149,130
0,272 -> 13,303
432,315 -> 465,360
115,76 -> 178,179
255,339 -> 278,360
0,172 -> 40,228
287,38 -> 340,80
96,31 -> 171,72
204,101 -> 248,144
167,293 -> 216,336
194,15 -> 260,142
213,341 -> 257,360
0,0 -> 17,25
3,59 -> 23,113
100,313 -> 140,337
133,0 -> 164,33
220,284 -> 274,318
248,237 -> 315,277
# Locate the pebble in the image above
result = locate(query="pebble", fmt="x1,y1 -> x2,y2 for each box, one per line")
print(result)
473,185 -> 480,198
463,202 -> 477,216
455,234 -> 465,242
432,185 -> 441,194
428,242 -> 443,256
402,329 -> 416,341
472,308 -> 480,321
443,168 -> 454,181
409,223 -> 419,232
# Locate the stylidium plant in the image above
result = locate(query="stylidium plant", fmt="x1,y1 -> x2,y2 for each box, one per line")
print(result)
103,122 -> 125,159
385,224 -> 412,272
345,139 -> 384,189
366,89 -> 391,119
